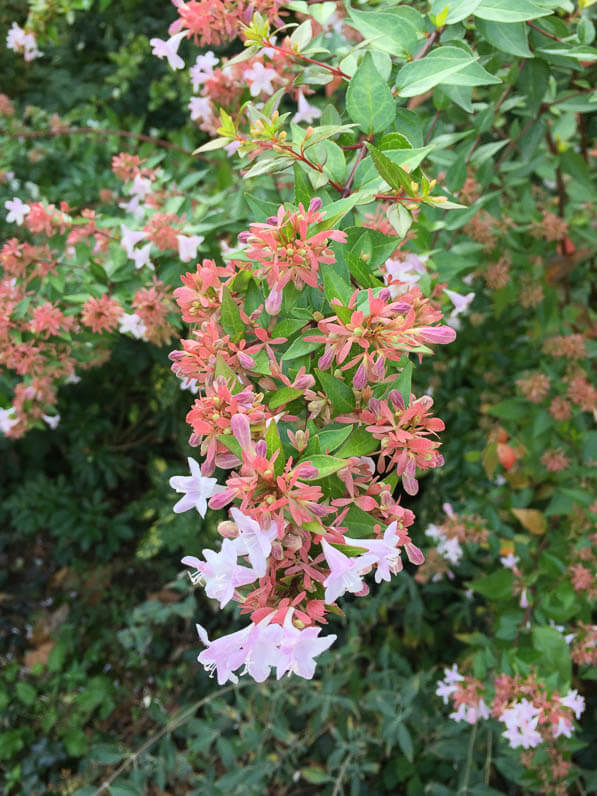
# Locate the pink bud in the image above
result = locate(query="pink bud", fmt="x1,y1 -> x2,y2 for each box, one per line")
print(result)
230,413 -> 251,449
296,463 -> 318,479
237,351 -> 255,369
353,363 -> 367,390
417,325 -> 457,344
405,543 -> 424,565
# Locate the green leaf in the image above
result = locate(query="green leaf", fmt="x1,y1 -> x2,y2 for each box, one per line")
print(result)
89,743 -> 125,765
471,569 -> 514,600
272,318 -> 308,339
321,263 -> 353,306
317,425 -> 354,453
335,427 -> 379,458
476,19 -> 533,57
474,0 -> 551,22
346,7 -> 424,57
299,455 -> 347,479
316,369 -> 356,414
395,47 -> 477,97
368,144 -> 415,195
220,286 -> 244,341
343,505 -> 376,536
282,337 -> 321,361
395,360 -> 414,404
63,728 -> 88,757
386,204 -> 413,238
268,387 -> 304,409
487,398 -> 528,420
532,627 -> 571,684
265,422 -> 285,475
345,52 -> 396,134
301,767 -> 333,784
345,250 -> 383,288
16,681 -> 36,706
294,163 -> 313,206
397,724 -> 414,763
430,0 -> 483,24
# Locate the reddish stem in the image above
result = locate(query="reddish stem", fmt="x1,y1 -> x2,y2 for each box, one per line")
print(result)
265,40 -> 351,80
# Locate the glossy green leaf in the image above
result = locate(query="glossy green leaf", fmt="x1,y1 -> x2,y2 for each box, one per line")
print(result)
396,47 -> 477,97
345,52 -> 396,134
347,7 -> 424,56
474,0 -> 551,22
299,455 -> 348,479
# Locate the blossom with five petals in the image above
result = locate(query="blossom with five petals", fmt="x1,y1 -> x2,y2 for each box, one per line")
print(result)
182,539 -> 258,608
169,456 -> 226,516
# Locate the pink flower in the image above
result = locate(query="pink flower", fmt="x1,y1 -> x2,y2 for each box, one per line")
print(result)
292,91 -> 322,125
189,96 -> 214,124
230,507 -> 278,577
245,62 -> 278,96
118,312 -> 147,339
177,234 -> 204,263
436,664 -> 465,703
0,407 -> 18,435
444,288 -> 475,317
195,617 -> 282,685
342,523 -> 403,583
276,610 -> 336,679
450,700 -> 490,724
190,51 -> 218,90
182,539 -> 258,608
320,538 -> 376,604
120,224 -> 147,257
42,413 -> 60,430
149,31 -> 186,70
132,242 -> 153,270
500,699 -> 542,749
559,689 -> 585,719
5,197 -> 30,225
169,457 -> 226,516
500,553 -> 519,569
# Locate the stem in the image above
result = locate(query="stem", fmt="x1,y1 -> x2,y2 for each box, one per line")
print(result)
92,682 -> 250,794
413,28 -> 442,61
526,21 -> 562,41
545,127 -> 567,216
460,721 -> 478,795
332,751 -> 353,796
2,126 -> 196,156
265,40 -> 351,80
466,81 -> 515,164
342,142 -> 368,197
484,728 -> 492,785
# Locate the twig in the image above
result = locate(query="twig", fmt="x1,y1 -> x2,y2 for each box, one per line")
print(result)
484,728 -> 492,785
527,21 -> 562,42
2,126 -> 196,157
466,80 -> 516,164
332,752 -> 353,796
264,40 -> 351,80
460,721 -> 478,795
413,28 -> 442,61
342,142 -> 367,197
545,127 -> 567,216
92,682 -> 250,794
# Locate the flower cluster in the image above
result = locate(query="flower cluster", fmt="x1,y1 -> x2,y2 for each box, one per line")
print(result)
0,150 -> 207,436
6,22 -> 42,61
167,191 -> 453,681
437,666 -> 586,792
